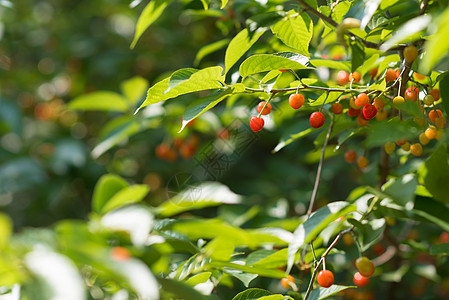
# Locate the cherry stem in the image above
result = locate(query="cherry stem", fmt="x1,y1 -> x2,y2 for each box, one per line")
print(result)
257,94 -> 274,118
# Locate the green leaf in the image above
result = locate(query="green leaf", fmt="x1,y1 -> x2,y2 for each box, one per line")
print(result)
246,249 -> 291,269
130,0 -> 170,49
204,237 -> 235,261
310,92 -> 342,107
100,184 -> 149,214
225,28 -> 266,75
185,272 -> 212,286
309,58 -> 350,71
421,7 -> 449,73
382,174 -> 417,209
273,127 -> 314,153
194,38 -> 230,66
225,269 -> 258,287
179,88 -> 234,132
220,0 -> 228,9
211,262 -> 286,279
430,243 -> 449,255
439,71 -> 449,117
69,91 -> 129,112
137,66 -> 224,110
158,278 -> 216,300
156,182 -> 241,217
92,174 -> 129,214
308,285 -> 354,300
271,12 -> 313,56
380,15 -> 431,52
120,76 -> 149,105
360,0 -> 381,29
0,213 -> 12,249
365,118 -> 422,148
232,288 -> 272,300
258,296 -> 293,300
240,52 -> 310,78
358,218 -> 386,252
287,202 -> 357,272
419,144 -> 449,204
350,41 -> 365,72
380,0 -> 401,10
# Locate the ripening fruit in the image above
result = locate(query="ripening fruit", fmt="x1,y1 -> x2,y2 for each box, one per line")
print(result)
363,104 -> 377,120
317,270 -> 334,288
369,68 -> 378,79
350,97 -> 359,109
355,93 -> 370,107
373,97 -> 385,111
429,109 -> 443,123
436,129 -> 444,140
350,72 -> 361,83
429,89 -> 440,101
393,96 -> 405,105
353,272 -> 370,287
289,93 -> 305,109
406,86 -> 419,94
310,112 -> 325,128
401,142 -> 410,151
414,116 -> 426,127
410,143 -> 423,156
337,70 -> 350,85
347,107 -> 361,117
423,94 -> 435,106
414,72 -> 426,80
384,142 -> 395,154
257,101 -> 272,115
156,143 -> 170,159
376,110 -> 388,121
345,150 -> 357,163
110,246 -> 132,261
332,103 -> 343,114
425,125 -> 438,140
405,90 -> 417,102
357,114 -> 369,126
419,132 -> 430,145
355,257 -> 375,277
280,275 -> 295,289
396,138 -> 407,146
404,45 -> 419,63
357,156 -> 369,169
343,233 -> 354,246
385,68 -> 398,82
250,116 -> 264,132
435,116 -> 446,128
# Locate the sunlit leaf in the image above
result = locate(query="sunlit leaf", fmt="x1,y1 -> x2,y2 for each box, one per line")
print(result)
240,52 -> 310,78
69,91 -> 129,112
421,7 -> 449,73
92,174 -> 129,214
120,76 -> 149,105
308,285 -> 354,300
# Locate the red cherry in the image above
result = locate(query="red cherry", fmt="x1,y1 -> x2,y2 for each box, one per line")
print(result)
344,150 -> 357,163
337,71 -> 350,85
317,270 -> 334,288
257,101 -> 272,115
249,116 -> 264,132
280,275 -> 295,289
332,103 -> 343,114
289,93 -> 305,109
406,86 -> 419,95
405,90 -> 417,102
385,68 -> 398,82
363,104 -> 377,120
309,112 -> 325,128
349,72 -> 361,83
347,107 -> 361,117
355,93 -> 370,107
429,109 -> 443,123
353,272 -> 370,287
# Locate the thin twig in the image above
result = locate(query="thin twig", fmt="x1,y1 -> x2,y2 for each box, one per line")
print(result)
419,0 -> 429,15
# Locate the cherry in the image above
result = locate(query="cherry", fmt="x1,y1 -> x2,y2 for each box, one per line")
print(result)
279,69 -> 288,72
363,104 -> 377,120
353,272 -> 370,287
349,71 -> 361,83
309,112 -> 325,128
156,143 -> 170,159
373,98 -> 385,111
440,232 -> 449,244
357,114 -> 369,126
355,257 -> 375,277
393,96 -> 405,105
289,93 -> 305,109
425,125 -> 438,140
347,107 -> 361,117
357,156 -> 369,169
345,150 -> 357,163
419,132 -> 430,145
257,101 -> 272,115
110,246 -> 132,261
404,45 -> 418,63
395,138 -> 407,146
401,142 -> 410,151
385,68 -> 398,82
429,89 -> 440,101
249,116 -> 264,132
429,109 -> 443,123
423,94 -> 434,105
376,110 -> 388,121
384,142 -> 395,154
435,116 -> 446,128
355,93 -> 370,107
410,143 -> 423,156
414,72 -> 426,80
405,90 -> 417,102
369,68 -> 378,79
317,270 -> 334,288
406,86 -> 419,94
331,103 -> 343,114
337,70 -> 350,85
180,143 -> 196,159
280,275 -> 295,289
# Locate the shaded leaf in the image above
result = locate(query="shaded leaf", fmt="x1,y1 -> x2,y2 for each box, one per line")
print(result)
308,285 -> 354,300
439,71 -> 449,117
419,144 -> 449,204
158,278 -> 217,300
430,243 -> 449,255
232,288 -> 272,300
195,38 -> 230,66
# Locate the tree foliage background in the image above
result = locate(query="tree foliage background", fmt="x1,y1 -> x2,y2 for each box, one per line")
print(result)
1,0 -> 449,299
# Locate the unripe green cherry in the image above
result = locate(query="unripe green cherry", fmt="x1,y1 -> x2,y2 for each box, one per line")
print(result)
355,256 -> 375,277
423,94 -> 435,106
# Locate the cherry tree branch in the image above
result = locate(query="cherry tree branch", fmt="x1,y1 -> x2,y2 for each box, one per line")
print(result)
420,0 -> 429,15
